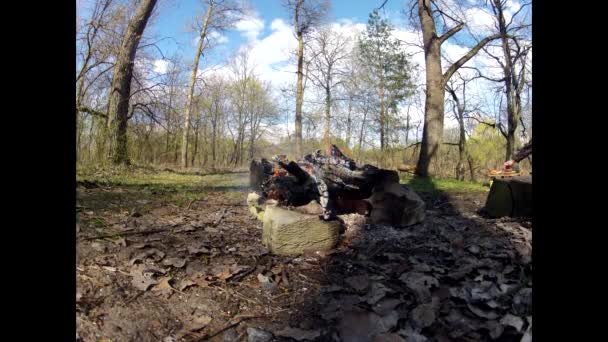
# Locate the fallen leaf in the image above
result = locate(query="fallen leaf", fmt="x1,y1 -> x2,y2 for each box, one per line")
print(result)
337,310 -> 396,342
467,303 -> 499,320
397,328 -> 428,342
411,303 -> 436,329
367,282 -> 393,305
399,272 -> 439,303
373,333 -> 406,342
247,327 -> 273,342
178,279 -> 197,291
275,327 -> 321,341
152,276 -> 174,296
499,314 -> 524,332
191,275 -> 210,288
187,315 -> 212,331
162,257 -> 187,268
485,320 -> 504,340
113,237 -> 127,247
129,248 -> 165,265
130,270 -> 158,291
141,265 -> 168,275
216,264 -> 249,281
187,245 -> 210,255
372,298 -> 402,316
345,275 -> 370,292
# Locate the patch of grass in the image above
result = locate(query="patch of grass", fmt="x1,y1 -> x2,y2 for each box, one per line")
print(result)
77,167 -> 251,212
400,173 -> 489,195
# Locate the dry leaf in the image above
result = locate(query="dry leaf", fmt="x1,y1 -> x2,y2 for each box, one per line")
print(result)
178,279 -> 197,291
275,327 -> 321,341
187,245 -> 210,255
186,315 -> 212,332
345,275 -> 370,292
162,257 -> 187,268
152,276 -> 174,296
114,237 -> 127,247
499,314 -> 524,332
131,271 -> 158,291
466,303 -> 499,320
129,248 -> 165,265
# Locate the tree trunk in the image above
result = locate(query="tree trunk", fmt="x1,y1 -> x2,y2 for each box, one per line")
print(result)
182,2 -> 213,168
415,36 -> 444,177
358,109 -> 368,159
495,0 -> 519,161
467,153 -> 476,182
456,113 -> 466,181
379,71 -> 385,152
324,86 -> 331,155
106,0 -> 157,165
212,110 -> 218,169
346,97 -> 352,147
191,123 -> 200,167
294,0 -> 304,159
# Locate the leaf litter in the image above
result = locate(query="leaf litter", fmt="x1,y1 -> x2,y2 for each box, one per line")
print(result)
76,178 -> 531,342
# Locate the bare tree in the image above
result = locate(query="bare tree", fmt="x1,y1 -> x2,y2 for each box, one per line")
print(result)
445,72 -> 479,180
106,0 -> 158,165
181,0 -> 245,168
413,0 -> 502,177
284,0 -> 330,159
307,27 -> 351,154
485,0 -> 531,160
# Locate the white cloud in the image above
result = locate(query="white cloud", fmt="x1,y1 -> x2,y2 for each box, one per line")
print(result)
153,59 -> 171,74
235,15 -> 265,41
209,31 -> 229,44
465,7 -> 496,35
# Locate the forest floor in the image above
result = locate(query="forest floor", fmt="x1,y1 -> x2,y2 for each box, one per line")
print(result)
76,167 -> 532,342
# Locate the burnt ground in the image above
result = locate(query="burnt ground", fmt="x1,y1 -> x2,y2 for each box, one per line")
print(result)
76,171 -> 532,342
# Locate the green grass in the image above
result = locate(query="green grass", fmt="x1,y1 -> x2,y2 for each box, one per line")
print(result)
77,167 -> 250,212
400,173 -> 489,195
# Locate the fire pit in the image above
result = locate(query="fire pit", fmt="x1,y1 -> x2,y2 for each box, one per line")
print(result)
248,145 -> 426,255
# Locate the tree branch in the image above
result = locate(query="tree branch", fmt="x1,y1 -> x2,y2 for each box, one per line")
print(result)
438,22 -> 464,44
77,105 -> 107,118
442,34 -> 503,86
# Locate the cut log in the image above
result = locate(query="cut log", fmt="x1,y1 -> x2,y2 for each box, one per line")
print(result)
262,205 -> 341,255
484,176 -> 532,218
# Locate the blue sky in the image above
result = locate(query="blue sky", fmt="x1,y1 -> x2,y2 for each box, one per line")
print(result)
150,0 -> 407,62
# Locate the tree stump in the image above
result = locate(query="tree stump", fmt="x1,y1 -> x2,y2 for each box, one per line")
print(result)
261,205 -> 341,256
484,176 -> 532,218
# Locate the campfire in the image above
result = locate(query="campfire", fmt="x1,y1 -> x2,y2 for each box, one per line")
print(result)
248,145 -> 426,255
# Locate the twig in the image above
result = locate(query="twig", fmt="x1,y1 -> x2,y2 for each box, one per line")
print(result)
125,291 -> 144,304
197,314 -> 265,341
186,199 -> 201,210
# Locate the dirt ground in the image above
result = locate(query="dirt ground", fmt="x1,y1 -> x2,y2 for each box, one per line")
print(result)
76,171 -> 532,342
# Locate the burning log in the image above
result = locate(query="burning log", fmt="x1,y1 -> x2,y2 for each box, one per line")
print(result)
250,145 -> 424,222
